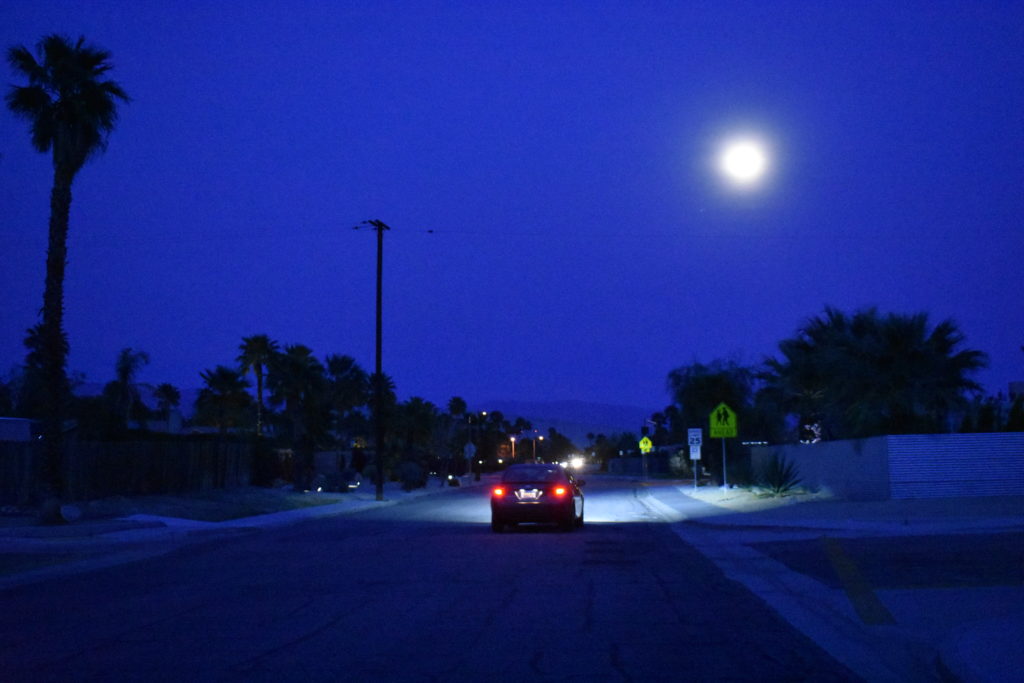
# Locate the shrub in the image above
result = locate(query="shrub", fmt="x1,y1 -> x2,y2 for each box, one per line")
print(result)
399,461 -> 426,491
668,453 -> 692,477
758,453 -> 802,496
361,464 -> 380,487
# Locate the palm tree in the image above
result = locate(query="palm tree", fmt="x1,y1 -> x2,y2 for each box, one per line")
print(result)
447,396 -> 467,418
765,307 -> 987,438
324,354 -> 369,441
6,35 -> 128,501
867,312 -> 986,434
268,345 -> 329,440
237,334 -> 278,438
394,397 -> 440,454
325,354 -> 369,413
196,366 -> 252,435
368,372 -> 398,413
268,345 -> 328,490
153,383 -> 181,420
111,347 -> 149,426
15,323 -> 54,419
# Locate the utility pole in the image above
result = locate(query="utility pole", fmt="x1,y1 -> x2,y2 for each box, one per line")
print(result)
355,219 -> 391,501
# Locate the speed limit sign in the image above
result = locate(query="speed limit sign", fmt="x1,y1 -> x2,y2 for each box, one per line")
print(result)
688,428 -> 702,460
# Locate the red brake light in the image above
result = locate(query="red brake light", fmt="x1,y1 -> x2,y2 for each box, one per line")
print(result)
492,487 -> 505,497
553,486 -> 568,497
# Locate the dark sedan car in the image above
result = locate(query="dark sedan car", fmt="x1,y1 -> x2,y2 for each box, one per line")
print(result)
490,463 -> 584,532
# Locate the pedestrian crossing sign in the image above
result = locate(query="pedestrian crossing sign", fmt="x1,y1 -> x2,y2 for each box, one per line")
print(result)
638,436 -> 653,453
709,402 -> 737,438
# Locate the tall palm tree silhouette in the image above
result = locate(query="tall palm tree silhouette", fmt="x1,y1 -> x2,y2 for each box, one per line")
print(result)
6,35 -> 129,503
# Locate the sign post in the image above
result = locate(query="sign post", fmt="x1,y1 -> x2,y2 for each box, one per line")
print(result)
638,436 -> 653,480
687,428 -> 702,490
709,403 -> 737,488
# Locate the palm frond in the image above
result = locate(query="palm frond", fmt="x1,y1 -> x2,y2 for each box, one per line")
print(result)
6,33 -> 128,169
6,45 -> 46,83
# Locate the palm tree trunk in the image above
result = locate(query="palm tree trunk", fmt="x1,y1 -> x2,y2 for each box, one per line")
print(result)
40,165 -> 74,504
255,367 -> 264,439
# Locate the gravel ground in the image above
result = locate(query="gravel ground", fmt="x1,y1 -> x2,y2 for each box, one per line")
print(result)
681,484 -> 832,513
84,486 -> 358,521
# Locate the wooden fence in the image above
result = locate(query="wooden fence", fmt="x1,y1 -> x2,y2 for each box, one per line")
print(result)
0,439 -> 252,504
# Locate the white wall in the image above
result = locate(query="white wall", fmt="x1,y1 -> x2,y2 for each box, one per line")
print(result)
752,433 -> 1024,500
752,437 -> 890,500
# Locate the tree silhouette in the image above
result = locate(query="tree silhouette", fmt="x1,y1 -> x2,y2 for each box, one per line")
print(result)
764,307 -> 987,438
6,35 -> 128,502
325,354 -> 369,437
238,334 -> 279,438
109,347 -> 149,428
196,366 -> 252,435
153,383 -> 181,421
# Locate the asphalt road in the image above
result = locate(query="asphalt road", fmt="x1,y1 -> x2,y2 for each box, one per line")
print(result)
1,478 -> 856,682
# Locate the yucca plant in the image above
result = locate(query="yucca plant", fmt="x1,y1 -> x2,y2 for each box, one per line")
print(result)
759,453 -> 802,497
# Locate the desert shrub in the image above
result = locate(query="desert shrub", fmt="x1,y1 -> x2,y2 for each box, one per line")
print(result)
758,453 -> 802,496
399,461 -> 426,491
669,452 -> 692,477
361,463 -> 380,486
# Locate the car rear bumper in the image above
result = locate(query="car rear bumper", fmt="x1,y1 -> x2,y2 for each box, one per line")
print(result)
491,500 -> 574,524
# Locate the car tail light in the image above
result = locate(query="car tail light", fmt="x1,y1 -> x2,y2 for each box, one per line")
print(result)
552,486 -> 568,497
492,487 -> 506,497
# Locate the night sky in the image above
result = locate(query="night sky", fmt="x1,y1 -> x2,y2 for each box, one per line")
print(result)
2,1 -> 1022,412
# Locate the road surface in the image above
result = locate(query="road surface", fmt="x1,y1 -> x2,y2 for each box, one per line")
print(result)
2,477 -> 856,681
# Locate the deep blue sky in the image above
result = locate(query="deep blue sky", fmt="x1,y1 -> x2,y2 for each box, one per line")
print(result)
2,1 -> 1022,412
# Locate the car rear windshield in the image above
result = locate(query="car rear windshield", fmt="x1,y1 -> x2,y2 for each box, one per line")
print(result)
502,467 -> 562,483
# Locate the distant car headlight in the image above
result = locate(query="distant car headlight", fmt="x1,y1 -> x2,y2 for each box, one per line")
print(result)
570,457 -> 584,469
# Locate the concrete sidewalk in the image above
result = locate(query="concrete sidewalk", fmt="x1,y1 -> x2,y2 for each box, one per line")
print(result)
642,483 -> 1024,683
665,485 -> 1024,535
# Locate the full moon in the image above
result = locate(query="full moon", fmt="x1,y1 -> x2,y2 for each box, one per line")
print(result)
719,139 -> 768,185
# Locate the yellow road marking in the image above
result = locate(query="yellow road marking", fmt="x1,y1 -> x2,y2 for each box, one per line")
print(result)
821,536 -> 896,626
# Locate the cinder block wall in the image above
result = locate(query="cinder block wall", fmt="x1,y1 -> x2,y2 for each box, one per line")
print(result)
887,433 -> 1024,498
751,438 -> 890,500
751,433 -> 1024,500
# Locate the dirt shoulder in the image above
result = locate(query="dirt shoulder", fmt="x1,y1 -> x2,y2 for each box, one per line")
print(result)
681,485 -> 833,513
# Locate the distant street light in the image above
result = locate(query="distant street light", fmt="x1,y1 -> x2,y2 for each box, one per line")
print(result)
510,436 -> 516,461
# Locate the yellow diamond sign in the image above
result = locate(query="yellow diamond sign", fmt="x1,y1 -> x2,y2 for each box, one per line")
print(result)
709,402 -> 737,438
638,436 -> 653,453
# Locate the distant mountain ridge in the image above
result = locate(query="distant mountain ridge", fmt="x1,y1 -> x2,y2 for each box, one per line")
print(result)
481,399 -> 656,448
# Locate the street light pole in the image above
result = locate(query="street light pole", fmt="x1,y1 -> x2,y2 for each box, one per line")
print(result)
355,219 -> 391,501
531,435 -> 544,461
